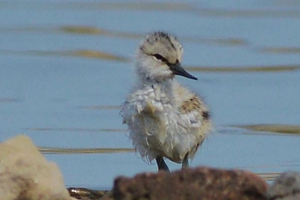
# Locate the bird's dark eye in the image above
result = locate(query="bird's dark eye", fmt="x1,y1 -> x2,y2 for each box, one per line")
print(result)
153,54 -> 167,62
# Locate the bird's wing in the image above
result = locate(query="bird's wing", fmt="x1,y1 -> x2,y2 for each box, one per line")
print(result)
120,87 -> 164,124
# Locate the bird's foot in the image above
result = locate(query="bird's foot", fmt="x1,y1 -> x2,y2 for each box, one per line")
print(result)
182,152 -> 189,169
156,156 -> 170,172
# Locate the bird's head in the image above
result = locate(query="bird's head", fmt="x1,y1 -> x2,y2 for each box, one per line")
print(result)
136,31 -> 197,82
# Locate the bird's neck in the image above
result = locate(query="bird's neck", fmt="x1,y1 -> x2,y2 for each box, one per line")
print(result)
137,76 -> 176,99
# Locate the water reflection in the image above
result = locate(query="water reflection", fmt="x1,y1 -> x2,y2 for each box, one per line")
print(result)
261,47 -> 300,54
0,98 -> 19,103
193,8 -> 300,18
39,147 -> 133,154
78,105 -> 121,110
186,65 -> 300,72
236,124 -> 300,135
26,127 -> 125,132
0,49 -> 128,62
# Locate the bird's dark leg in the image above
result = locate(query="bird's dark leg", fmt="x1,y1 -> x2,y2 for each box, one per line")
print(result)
156,156 -> 170,171
182,152 -> 189,169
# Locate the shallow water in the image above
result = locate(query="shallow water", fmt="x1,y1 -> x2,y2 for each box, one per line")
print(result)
0,1 -> 300,189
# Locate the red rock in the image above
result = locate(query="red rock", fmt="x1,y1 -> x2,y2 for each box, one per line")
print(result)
112,167 -> 267,200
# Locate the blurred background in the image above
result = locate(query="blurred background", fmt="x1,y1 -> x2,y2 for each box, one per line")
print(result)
0,0 -> 300,189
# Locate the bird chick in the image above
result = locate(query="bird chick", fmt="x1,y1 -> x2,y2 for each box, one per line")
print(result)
121,31 -> 211,171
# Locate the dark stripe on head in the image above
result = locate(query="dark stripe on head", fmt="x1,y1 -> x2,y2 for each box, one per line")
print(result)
154,31 -> 176,50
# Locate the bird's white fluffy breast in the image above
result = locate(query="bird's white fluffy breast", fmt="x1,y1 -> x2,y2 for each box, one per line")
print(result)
120,82 -> 208,163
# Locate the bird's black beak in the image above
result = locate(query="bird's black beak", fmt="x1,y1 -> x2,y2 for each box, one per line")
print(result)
168,62 -> 197,80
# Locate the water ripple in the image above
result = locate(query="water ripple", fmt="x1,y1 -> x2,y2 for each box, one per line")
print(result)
26,127 -> 126,133
235,124 -> 300,135
39,147 -> 134,154
186,65 -> 300,73
0,49 -> 128,62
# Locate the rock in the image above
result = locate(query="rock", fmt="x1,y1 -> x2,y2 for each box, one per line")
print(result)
68,187 -> 112,200
267,171 -> 300,200
0,135 -> 74,200
111,166 -> 267,200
